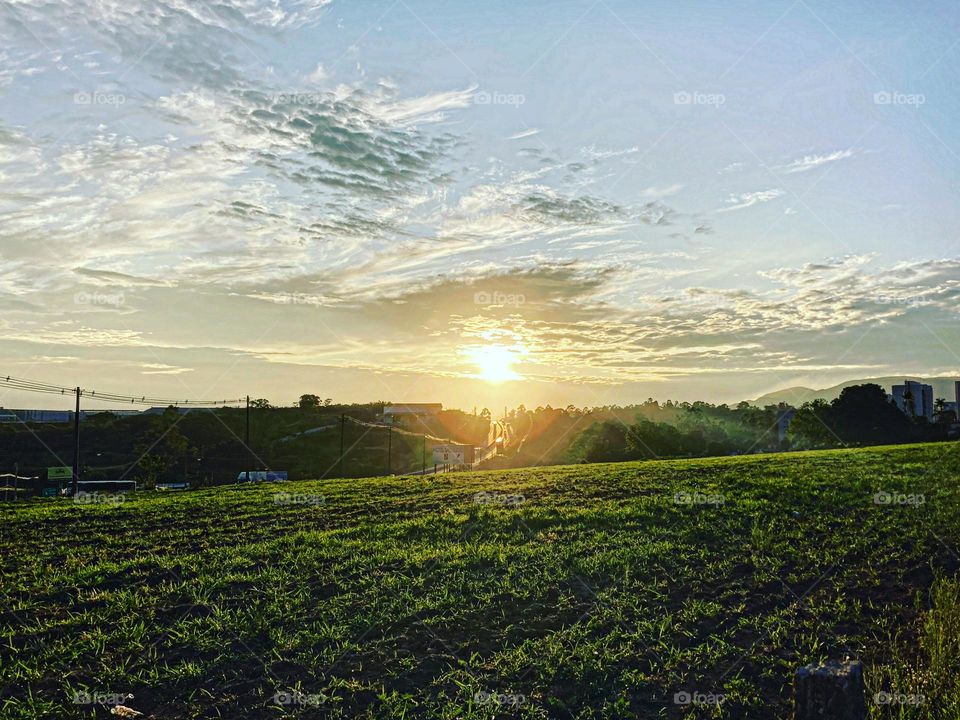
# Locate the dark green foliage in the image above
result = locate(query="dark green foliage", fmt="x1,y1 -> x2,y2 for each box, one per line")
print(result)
789,384 -> 923,448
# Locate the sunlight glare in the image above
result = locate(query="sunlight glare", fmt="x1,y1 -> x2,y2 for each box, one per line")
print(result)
468,345 -> 523,383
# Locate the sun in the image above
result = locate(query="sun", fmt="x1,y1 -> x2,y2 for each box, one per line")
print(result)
467,345 -> 523,383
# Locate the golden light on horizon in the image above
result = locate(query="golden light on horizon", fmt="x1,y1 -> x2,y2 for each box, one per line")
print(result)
467,345 -> 523,384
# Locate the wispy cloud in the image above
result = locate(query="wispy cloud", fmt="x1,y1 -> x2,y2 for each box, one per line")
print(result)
781,149 -> 854,174
141,363 -> 194,375
719,188 -> 785,212
509,128 -> 541,140
641,184 -> 684,199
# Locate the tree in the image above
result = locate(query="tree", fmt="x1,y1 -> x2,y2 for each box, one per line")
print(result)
787,399 -> 835,449
569,421 -> 628,463
934,397 -> 947,421
626,419 -> 685,458
902,387 -> 916,419
831,384 -> 914,445
250,398 -> 272,409
134,420 -> 193,488
789,385 -> 916,448
298,394 -> 321,409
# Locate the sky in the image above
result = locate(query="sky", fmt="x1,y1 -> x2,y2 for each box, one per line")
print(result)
1,0 -> 960,412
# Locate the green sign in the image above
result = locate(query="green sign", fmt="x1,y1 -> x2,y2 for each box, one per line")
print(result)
42,487 -> 59,497
47,467 -> 72,480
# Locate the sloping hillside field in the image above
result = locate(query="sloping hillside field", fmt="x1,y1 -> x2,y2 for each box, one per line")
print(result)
2,443 -> 960,718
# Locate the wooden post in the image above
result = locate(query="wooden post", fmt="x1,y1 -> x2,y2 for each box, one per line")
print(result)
795,660 -> 866,720
387,425 -> 392,475
339,413 -> 345,478
72,387 -> 80,496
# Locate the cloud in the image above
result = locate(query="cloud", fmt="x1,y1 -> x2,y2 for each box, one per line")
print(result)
73,268 -> 174,287
641,184 -> 684,199
718,161 -> 745,174
367,86 -> 476,125
580,145 -> 640,161
3,0 -> 948,402
2,0 -> 334,89
509,128 -> 541,140
719,188 -> 785,212
141,363 -> 194,375
305,63 -> 328,84
781,149 -> 854,174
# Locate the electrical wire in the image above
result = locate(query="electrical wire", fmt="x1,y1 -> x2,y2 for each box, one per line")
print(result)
0,374 -> 243,407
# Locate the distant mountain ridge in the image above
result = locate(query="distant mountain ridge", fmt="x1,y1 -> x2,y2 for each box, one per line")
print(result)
753,376 -> 960,407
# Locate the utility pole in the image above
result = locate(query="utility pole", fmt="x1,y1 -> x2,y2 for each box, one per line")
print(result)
421,435 -> 426,475
72,387 -> 80,496
245,395 -> 250,454
387,425 -> 392,475
339,413 -> 345,478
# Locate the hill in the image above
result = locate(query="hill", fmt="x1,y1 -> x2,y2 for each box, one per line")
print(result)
2,443 -> 959,718
754,375 -> 960,406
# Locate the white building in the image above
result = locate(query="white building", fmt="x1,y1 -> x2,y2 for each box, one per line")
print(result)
382,403 -> 442,424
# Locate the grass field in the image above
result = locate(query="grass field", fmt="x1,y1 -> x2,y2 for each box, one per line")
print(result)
2,443 -> 960,718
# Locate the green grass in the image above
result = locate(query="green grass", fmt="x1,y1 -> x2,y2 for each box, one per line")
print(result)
1,442 -> 959,718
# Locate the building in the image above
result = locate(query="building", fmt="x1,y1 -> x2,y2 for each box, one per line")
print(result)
432,444 -> 475,467
891,381 -> 934,420
6,409 -> 74,423
0,408 -> 143,423
382,403 -> 442,424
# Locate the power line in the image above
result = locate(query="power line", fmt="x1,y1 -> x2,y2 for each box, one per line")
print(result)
0,374 -> 243,407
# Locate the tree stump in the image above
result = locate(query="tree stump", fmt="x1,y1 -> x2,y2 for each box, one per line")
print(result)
794,660 -> 866,720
